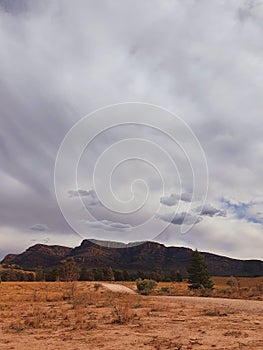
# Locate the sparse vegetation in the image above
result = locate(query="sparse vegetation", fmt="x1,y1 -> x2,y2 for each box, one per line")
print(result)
136,279 -> 157,295
111,302 -> 135,324
0,281 -> 262,349
203,308 -> 228,317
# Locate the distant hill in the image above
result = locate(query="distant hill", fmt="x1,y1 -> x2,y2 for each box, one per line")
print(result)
1,239 -> 263,277
2,244 -> 72,269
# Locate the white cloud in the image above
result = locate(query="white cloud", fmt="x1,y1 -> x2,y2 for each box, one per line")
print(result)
68,189 -> 101,206
82,219 -> 132,232
160,192 -> 192,206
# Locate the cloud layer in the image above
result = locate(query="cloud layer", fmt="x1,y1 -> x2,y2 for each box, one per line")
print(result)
0,0 -> 263,259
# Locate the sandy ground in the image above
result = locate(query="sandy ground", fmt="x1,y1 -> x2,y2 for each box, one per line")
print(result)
100,282 -> 136,294
162,295 -> 263,312
0,282 -> 262,350
102,282 -> 263,311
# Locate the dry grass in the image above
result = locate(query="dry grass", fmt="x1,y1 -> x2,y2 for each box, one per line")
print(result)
0,282 -> 141,333
0,281 -> 262,350
126,277 -> 263,300
111,302 -> 136,324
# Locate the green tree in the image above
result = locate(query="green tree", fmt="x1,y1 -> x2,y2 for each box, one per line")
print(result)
150,268 -> 164,282
169,270 -> 183,282
113,270 -> 124,281
35,267 -> 45,281
59,258 -> 80,282
27,273 -> 35,282
79,268 -> 94,281
103,266 -> 115,281
122,270 -> 130,281
45,268 -> 59,282
187,250 -> 214,290
93,268 -> 104,281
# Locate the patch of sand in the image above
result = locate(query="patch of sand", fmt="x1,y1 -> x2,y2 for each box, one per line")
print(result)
100,282 -> 137,294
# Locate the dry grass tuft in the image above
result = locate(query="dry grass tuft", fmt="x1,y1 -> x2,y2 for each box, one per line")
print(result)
111,301 -> 136,324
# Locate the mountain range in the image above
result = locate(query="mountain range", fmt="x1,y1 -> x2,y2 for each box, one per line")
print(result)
1,239 -> 263,277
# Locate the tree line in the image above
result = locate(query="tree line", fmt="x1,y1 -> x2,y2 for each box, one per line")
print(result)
0,257 -> 183,283
0,269 -> 35,282
37,258 -> 184,282
1,250 -> 214,290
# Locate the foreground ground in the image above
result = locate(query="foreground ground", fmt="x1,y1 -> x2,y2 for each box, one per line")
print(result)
0,282 -> 262,349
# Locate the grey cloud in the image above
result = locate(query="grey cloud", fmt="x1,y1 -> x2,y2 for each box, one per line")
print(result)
82,219 -> 132,232
29,224 -> 49,231
68,189 -> 101,206
0,0 -> 28,14
157,212 -> 202,226
0,0 -> 263,259
195,204 -> 226,217
68,189 -> 92,197
160,192 -> 192,206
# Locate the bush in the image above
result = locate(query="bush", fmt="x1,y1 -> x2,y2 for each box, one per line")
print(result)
136,279 -> 157,295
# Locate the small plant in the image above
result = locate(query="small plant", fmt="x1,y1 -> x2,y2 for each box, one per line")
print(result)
226,276 -> 240,292
94,283 -> 102,291
112,302 -> 135,324
203,308 -> 221,316
203,308 -> 228,317
136,279 -> 157,295
223,330 -> 242,337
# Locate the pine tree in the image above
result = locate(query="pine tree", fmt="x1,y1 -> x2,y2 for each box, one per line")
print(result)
187,250 -> 214,290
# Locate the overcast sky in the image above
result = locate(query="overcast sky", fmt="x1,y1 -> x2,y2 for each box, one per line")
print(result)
1,0 -> 263,260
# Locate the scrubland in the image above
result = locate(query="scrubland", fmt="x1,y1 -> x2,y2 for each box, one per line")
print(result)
0,279 -> 262,349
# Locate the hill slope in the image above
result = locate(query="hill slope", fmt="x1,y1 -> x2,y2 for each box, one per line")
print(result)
1,239 -> 263,276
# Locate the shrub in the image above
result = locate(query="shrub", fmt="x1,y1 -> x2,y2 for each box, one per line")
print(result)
226,276 -> 240,292
136,279 -> 157,295
160,286 -> 170,293
112,302 -> 135,324
94,283 -> 102,291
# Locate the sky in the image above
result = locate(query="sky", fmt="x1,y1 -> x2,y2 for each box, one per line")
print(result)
0,0 -> 263,260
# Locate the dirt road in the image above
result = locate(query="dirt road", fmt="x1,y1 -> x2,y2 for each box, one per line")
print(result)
100,282 -> 136,294
100,283 -> 263,313
160,295 -> 263,313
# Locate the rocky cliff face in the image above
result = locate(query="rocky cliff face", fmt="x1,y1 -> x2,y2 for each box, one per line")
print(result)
1,244 -> 72,269
1,239 -> 263,276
